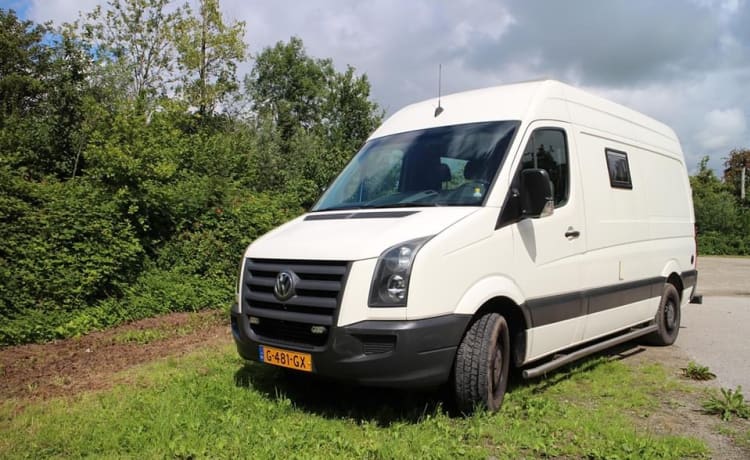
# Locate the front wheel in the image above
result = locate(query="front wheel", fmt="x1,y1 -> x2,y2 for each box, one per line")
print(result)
643,283 -> 681,346
452,313 -> 510,413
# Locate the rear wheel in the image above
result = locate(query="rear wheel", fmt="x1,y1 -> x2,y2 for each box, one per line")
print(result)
453,313 -> 510,413
643,283 -> 681,346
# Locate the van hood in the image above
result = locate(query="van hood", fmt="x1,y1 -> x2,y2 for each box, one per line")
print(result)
246,207 -> 479,261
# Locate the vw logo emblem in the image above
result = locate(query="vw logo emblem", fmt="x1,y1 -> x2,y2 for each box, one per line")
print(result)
273,270 -> 296,301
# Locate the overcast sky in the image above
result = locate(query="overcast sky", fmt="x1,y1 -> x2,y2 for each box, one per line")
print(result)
5,0 -> 749,172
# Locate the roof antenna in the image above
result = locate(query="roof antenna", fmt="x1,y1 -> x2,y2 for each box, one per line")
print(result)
434,64 -> 444,117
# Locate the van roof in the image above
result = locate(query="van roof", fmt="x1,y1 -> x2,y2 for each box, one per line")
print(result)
369,80 -> 680,155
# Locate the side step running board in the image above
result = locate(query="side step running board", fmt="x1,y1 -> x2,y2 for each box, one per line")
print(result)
521,324 -> 658,379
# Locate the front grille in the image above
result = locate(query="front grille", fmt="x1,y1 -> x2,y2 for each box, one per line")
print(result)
242,258 -> 348,347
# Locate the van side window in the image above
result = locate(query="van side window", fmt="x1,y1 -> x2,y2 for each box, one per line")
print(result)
605,148 -> 632,189
520,129 -> 569,206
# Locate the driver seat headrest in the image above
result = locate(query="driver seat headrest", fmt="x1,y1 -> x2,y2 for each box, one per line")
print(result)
464,159 -> 485,180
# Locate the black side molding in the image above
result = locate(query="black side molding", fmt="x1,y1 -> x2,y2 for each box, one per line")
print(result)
523,276 -> 664,328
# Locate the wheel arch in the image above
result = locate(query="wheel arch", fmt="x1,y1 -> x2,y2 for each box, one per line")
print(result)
452,276 -> 531,367
472,296 -> 530,367
660,259 -> 685,301
666,272 -> 684,301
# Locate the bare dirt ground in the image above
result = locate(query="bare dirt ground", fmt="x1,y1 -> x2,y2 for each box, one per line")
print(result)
0,309 -> 231,400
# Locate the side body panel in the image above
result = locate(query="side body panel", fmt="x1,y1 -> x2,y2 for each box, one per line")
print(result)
569,98 -> 695,344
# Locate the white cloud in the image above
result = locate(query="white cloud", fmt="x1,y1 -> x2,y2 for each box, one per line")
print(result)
23,0 -> 750,172
698,108 -> 747,150
28,0 -> 102,24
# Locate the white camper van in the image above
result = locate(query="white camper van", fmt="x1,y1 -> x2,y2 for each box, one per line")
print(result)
231,80 -> 700,412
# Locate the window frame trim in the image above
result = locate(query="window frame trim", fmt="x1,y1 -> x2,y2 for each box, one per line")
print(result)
518,127 -> 571,209
495,126 -> 571,229
604,147 -> 633,190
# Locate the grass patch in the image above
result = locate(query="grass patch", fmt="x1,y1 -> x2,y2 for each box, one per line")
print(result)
0,349 -> 708,459
682,361 -> 716,381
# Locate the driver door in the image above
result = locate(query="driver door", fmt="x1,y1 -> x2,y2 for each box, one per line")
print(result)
510,121 -> 587,361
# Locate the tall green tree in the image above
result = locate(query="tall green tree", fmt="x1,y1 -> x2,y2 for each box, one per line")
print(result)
691,156 -> 739,234
174,0 -> 246,116
246,37 -> 332,141
723,148 -> 750,203
323,65 -> 382,154
0,9 -> 51,123
245,37 -> 381,206
0,10 -> 91,179
81,0 -> 186,103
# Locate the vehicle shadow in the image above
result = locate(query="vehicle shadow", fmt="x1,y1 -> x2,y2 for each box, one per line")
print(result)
233,362 -> 449,426
233,340 -> 648,425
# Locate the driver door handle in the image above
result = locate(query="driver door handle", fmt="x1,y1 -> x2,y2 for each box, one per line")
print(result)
565,227 -> 580,239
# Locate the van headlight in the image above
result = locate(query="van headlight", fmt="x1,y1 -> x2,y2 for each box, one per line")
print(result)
369,237 -> 432,307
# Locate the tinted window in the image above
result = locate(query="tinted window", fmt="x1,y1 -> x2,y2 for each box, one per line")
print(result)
520,129 -> 569,206
605,149 -> 632,189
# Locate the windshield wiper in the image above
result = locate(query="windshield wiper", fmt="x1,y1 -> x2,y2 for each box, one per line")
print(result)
369,202 -> 442,208
312,205 -> 364,212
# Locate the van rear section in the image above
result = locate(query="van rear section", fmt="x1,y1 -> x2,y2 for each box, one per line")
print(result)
231,79 -> 697,412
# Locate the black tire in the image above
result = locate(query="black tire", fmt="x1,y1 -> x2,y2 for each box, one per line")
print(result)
643,283 -> 681,346
453,313 -> 510,413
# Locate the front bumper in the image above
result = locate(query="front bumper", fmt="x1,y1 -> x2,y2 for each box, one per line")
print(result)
231,306 -> 471,388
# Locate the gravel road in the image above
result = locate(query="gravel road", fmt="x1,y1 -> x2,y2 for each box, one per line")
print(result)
676,256 -> 750,392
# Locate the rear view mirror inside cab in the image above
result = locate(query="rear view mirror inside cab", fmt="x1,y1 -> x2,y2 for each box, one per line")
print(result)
520,168 -> 554,218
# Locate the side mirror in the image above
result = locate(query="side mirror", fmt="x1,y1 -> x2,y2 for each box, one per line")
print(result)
520,169 -> 554,218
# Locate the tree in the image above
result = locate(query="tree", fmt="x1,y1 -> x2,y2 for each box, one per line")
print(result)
0,10 -> 92,180
323,65 -> 382,154
691,156 -> 738,233
244,37 -> 381,206
174,0 -> 246,116
81,0 -> 186,103
246,37 -> 332,141
0,9 -> 51,123
723,148 -> 750,203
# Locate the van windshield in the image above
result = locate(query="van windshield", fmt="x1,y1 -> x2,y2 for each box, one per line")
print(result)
312,121 -> 520,211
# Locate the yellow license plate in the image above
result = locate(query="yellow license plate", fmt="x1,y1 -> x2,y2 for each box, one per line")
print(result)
259,345 -> 312,372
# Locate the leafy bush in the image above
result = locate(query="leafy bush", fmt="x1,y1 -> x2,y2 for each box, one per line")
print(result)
702,387 -> 750,421
691,156 -> 750,255
0,188 -> 300,345
0,175 -> 143,317
155,192 -> 301,278
681,361 -> 716,381
697,232 -> 750,256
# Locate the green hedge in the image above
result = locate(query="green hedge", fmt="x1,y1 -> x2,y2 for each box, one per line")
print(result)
0,176 -> 144,315
697,232 -> 750,256
0,188 -> 300,346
